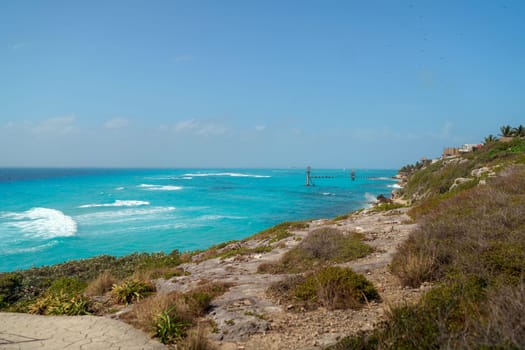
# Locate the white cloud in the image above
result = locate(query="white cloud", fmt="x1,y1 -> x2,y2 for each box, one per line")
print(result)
33,116 -> 76,135
255,125 -> 267,131
172,119 -> 228,136
103,117 -> 129,129
174,119 -> 199,132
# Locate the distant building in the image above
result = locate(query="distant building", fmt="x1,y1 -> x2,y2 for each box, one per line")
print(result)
459,144 -> 481,153
442,147 -> 460,158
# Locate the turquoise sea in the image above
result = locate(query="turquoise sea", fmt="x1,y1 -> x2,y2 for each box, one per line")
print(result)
0,168 -> 398,272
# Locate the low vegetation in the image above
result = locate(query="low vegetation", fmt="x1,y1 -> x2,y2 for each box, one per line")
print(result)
250,221 -> 309,243
111,279 -> 155,304
330,163 -> 525,348
0,250 -> 182,310
268,266 -> 380,311
368,202 -> 405,212
258,228 -> 373,274
122,282 -> 228,344
28,277 -> 91,315
191,221 -> 309,262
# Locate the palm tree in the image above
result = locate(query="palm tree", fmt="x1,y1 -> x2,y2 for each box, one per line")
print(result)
484,134 -> 498,144
500,125 -> 514,137
512,124 -> 525,137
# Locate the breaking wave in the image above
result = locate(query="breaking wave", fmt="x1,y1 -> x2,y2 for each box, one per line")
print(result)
79,200 -> 150,208
388,184 -> 403,189
183,172 -> 270,178
139,184 -> 183,191
74,206 -> 176,224
1,208 -> 77,239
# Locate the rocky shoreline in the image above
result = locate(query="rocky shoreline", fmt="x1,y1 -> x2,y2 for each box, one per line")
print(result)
147,205 -> 422,350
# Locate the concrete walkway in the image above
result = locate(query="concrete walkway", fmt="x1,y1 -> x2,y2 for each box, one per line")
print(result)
0,313 -> 166,350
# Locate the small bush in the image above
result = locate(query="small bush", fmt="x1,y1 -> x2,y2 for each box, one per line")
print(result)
155,308 -> 189,344
123,282 -> 228,344
260,228 -> 372,274
251,221 -> 309,243
29,293 -> 91,315
269,267 -> 380,311
28,277 -> 90,315
0,273 -> 22,308
112,279 -> 154,304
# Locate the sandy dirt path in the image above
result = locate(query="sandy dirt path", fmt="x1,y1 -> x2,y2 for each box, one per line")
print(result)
0,312 -> 166,350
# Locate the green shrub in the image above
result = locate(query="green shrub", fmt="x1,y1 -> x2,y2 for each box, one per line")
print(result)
260,228 -> 372,274
0,273 -> 22,308
269,267 -> 379,311
250,221 -> 309,243
218,245 -> 273,259
28,277 -> 90,315
112,279 -> 154,304
155,308 -> 188,344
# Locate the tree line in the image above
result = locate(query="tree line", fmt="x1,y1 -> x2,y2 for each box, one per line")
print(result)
485,124 -> 525,143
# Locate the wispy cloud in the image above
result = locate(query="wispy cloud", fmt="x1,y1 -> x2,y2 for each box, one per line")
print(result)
174,119 -> 199,132
175,55 -> 194,63
103,117 -> 129,129
33,116 -> 76,135
171,119 -> 228,136
255,125 -> 267,131
10,42 -> 26,52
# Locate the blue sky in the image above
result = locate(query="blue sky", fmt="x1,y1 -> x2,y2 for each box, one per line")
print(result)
1,0 -> 524,168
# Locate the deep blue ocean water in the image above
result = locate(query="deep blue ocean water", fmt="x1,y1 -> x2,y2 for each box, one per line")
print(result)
0,168 -> 398,272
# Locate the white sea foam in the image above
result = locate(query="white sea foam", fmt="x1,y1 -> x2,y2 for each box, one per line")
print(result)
2,241 -> 58,255
115,187 -> 125,191
370,177 -> 397,181
197,215 -> 246,221
139,184 -> 183,191
182,177 -> 193,180
1,208 -> 77,239
148,186 -> 183,191
183,172 -> 270,178
79,200 -> 150,208
75,206 -> 176,223
322,192 -> 336,196
364,192 -> 378,204
387,184 -> 403,189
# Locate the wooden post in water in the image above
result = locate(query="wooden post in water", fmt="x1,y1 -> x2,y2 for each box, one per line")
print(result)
306,166 -> 311,186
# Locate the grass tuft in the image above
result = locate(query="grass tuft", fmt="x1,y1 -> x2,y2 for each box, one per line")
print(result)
268,266 -> 380,311
259,228 -> 372,274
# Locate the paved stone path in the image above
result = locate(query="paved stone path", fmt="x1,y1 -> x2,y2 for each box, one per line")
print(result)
0,313 -> 166,350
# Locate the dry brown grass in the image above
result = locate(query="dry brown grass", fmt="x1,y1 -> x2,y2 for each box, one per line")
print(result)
178,326 -> 217,350
122,292 -> 185,334
330,165 -> 525,349
122,281 -> 229,343
84,271 -> 115,296
132,267 -> 187,281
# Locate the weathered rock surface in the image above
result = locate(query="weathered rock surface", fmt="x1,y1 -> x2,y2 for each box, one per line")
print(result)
156,207 -> 420,349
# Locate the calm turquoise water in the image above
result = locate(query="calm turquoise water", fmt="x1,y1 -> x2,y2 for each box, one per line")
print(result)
0,168 -> 398,272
